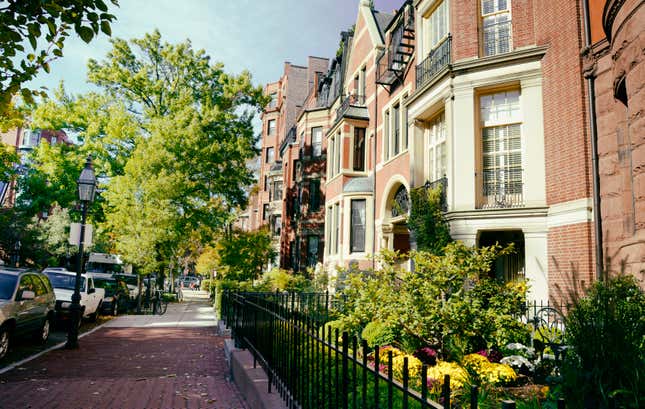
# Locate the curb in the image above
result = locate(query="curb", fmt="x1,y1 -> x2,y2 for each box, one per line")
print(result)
220,321 -> 287,409
0,320 -> 111,375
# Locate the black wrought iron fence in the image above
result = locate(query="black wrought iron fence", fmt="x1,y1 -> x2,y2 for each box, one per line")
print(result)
222,291 -> 574,409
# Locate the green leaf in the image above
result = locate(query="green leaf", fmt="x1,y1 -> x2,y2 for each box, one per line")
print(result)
100,21 -> 112,36
28,35 -> 37,50
96,0 -> 109,12
77,26 -> 94,43
52,49 -> 63,57
42,62 -> 50,73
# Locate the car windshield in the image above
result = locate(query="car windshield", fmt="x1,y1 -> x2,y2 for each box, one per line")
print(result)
94,278 -> 116,296
45,272 -> 84,291
0,273 -> 18,299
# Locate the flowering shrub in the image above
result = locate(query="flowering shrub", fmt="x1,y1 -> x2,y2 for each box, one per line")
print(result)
426,361 -> 468,392
414,347 -> 438,366
392,354 -> 423,380
462,353 -> 517,386
475,348 -> 503,363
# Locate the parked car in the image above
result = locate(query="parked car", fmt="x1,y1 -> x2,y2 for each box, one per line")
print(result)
92,273 -> 129,316
0,267 -> 56,360
43,269 -> 105,324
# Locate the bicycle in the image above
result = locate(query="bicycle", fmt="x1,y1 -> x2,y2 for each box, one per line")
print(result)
140,289 -> 169,315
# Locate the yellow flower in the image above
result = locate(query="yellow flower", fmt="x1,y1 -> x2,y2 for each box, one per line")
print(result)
426,361 -> 468,391
392,354 -> 423,380
461,354 -> 517,386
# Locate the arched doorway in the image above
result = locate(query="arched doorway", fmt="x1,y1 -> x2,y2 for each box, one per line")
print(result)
382,183 -> 411,258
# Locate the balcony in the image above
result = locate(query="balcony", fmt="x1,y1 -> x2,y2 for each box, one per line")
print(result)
478,168 -> 524,209
376,1 -> 415,86
334,94 -> 367,123
424,176 -> 448,212
415,35 -> 451,90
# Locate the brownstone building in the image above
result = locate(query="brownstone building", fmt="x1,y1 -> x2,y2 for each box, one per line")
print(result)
584,0 -> 645,283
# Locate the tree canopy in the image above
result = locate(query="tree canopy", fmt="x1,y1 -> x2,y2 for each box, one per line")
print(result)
0,0 -> 118,112
28,30 -> 267,273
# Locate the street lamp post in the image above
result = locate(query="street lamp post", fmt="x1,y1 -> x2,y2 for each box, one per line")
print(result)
11,240 -> 21,267
65,156 -> 97,349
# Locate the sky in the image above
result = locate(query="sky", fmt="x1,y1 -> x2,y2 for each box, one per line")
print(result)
28,0 -> 405,97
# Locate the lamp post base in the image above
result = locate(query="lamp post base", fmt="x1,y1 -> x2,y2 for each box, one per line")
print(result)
65,294 -> 83,349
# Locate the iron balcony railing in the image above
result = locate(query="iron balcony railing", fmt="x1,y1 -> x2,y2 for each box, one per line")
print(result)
335,94 -> 366,121
479,168 -> 524,209
424,176 -> 448,212
415,35 -> 451,90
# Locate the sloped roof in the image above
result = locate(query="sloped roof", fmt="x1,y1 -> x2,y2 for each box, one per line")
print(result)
372,10 -> 395,41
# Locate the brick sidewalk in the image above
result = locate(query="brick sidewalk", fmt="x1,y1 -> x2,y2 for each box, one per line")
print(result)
0,307 -> 249,409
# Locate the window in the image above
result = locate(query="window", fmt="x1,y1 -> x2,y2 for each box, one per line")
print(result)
268,92 -> 277,109
333,203 -> 340,255
428,112 -> 447,182
309,179 -> 320,212
272,215 -> 281,236
402,94 -> 409,150
384,110 -> 390,160
267,119 -> 276,135
263,204 -> 269,220
360,66 -> 366,98
393,104 -> 400,156
328,134 -> 335,178
480,90 -> 522,207
353,128 -> 366,171
271,181 -> 282,202
312,127 -> 323,157
266,147 -> 275,163
350,199 -> 366,253
264,175 -> 268,191
307,236 -> 319,267
335,132 -> 341,175
481,0 -> 511,56
326,207 -> 332,255
423,0 -> 448,54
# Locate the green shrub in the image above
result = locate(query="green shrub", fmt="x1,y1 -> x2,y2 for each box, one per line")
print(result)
161,292 -> 177,302
361,321 -> 397,348
562,275 -> 645,408
200,278 -> 214,292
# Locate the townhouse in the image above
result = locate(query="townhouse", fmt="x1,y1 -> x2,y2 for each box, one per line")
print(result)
247,0 -> 644,300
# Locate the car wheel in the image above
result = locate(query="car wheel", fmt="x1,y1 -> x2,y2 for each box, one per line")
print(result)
35,317 -> 51,344
0,326 -> 10,360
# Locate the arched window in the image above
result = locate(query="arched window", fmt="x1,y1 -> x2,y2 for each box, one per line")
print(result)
391,185 -> 409,217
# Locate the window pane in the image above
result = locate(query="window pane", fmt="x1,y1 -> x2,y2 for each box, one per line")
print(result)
353,127 -> 366,171
312,127 -> 323,157
350,199 -> 366,253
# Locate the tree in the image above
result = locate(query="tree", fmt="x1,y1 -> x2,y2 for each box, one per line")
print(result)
0,142 -> 19,184
339,243 -> 530,359
0,0 -> 119,111
216,229 -> 277,282
31,31 -> 267,274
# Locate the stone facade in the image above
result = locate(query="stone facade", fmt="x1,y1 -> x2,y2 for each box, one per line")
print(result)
587,0 -> 645,283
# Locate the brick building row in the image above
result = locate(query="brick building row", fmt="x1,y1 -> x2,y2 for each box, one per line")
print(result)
243,0 -> 644,302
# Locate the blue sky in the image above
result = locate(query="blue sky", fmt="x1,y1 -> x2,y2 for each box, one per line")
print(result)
28,0 -> 405,96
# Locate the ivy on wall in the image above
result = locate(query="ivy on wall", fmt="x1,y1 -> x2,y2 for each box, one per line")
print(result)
408,183 -> 452,255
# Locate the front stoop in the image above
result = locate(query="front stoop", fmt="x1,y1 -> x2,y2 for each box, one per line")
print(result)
222,323 -> 287,409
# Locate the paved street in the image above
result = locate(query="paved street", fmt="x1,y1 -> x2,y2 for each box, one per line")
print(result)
0,291 -> 249,409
